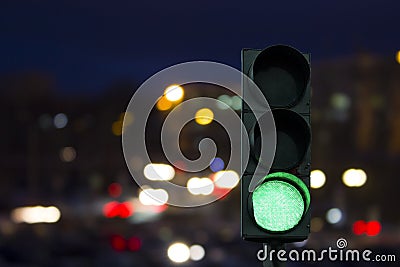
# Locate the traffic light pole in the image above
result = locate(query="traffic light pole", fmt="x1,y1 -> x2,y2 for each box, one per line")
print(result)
262,243 -> 286,267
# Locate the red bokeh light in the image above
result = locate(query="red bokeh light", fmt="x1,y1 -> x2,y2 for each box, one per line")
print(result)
352,220 -> 366,235
127,236 -> 142,251
118,202 -> 133,218
352,220 -> 381,236
110,235 -> 126,251
366,221 -> 381,236
103,201 -> 133,218
103,201 -> 120,218
108,183 -> 122,198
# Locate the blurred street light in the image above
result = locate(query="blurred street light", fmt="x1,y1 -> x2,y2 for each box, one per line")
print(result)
156,96 -> 172,111
190,244 -> 205,261
195,108 -> 214,125
59,146 -> 76,162
216,95 -> 232,110
168,242 -> 190,263
54,113 -> 68,129
231,95 -> 241,110
209,157 -> 225,172
139,188 -> 169,206
143,163 -> 175,181
11,206 -> 61,224
310,169 -> 326,189
165,84 -> 184,102
330,93 -> 351,111
187,177 -> 214,195
213,170 -> 240,189
108,183 -> 122,198
216,95 -> 241,111
103,201 -> 133,218
112,121 -> 123,136
352,220 -> 381,236
311,217 -> 324,232
342,168 -> 367,187
326,208 -> 343,224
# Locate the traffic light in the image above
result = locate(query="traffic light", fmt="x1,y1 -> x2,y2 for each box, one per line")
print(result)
241,45 -> 311,242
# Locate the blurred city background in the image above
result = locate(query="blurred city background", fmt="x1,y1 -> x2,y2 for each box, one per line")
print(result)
1,1 -> 400,266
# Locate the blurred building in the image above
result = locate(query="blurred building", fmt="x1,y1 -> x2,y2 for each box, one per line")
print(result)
0,52 -> 399,266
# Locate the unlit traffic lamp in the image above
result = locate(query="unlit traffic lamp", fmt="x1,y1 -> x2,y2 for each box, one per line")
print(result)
241,45 -> 311,242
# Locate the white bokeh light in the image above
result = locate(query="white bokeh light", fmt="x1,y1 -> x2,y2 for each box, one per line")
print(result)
164,84 -> 184,102
190,244 -> 205,261
11,206 -> 61,224
143,163 -> 175,181
187,177 -> 214,195
139,188 -> 169,206
310,169 -> 326,189
168,242 -> 190,263
326,208 -> 342,224
213,170 -> 240,189
342,168 -> 367,187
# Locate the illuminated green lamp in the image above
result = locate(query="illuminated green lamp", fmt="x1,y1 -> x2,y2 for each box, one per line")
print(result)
251,172 -> 310,232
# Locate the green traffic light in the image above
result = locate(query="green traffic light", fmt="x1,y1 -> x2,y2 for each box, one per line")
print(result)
251,172 -> 310,232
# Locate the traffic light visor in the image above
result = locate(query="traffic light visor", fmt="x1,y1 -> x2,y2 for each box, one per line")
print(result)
252,45 -> 310,108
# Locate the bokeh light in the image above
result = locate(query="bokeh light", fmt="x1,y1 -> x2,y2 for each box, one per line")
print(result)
59,146 -> 76,162
231,95 -> 241,110
342,168 -> 367,187
143,163 -> 175,181
311,217 -> 324,232
120,112 -> 134,125
396,50 -> 400,64
352,220 -> 381,236
110,235 -> 126,251
128,236 -> 142,251
353,220 -> 367,235
326,208 -> 343,224
216,95 -> 232,110
112,121 -> 123,136
108,183 -> 122,198
195,108 -> 214,125
139,188 -> 169,206
213,170 -> 240,189
156,96 -> 172,111
167,242 -> 190,263
310,169 -> 326,189
190,244 -> 205,261
103,201 -> 133,218
187,177 -> 214,195
11,206 -> 61,224
209,157 -> 225,172
165,84 -> 184,102
330,93 -> 351,110
53,113 -> 68,129
366,221 -> 381,236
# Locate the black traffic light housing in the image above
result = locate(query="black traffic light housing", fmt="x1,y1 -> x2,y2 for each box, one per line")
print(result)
241,45 -> 311,243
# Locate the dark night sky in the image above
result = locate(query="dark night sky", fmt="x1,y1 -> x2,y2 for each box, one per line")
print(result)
0,0 -> 399,94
